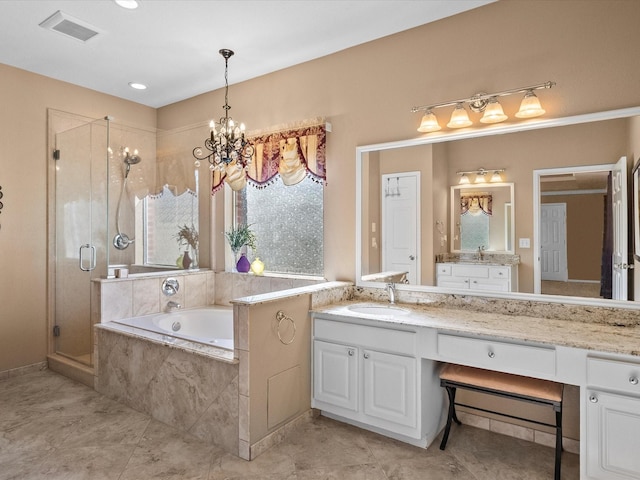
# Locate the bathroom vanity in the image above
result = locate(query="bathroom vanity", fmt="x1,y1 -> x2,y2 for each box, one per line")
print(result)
435,261 -> 518,292
311,302 -> 640,480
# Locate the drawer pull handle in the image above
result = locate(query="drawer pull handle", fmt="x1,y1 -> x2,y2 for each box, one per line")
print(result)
589,394 -> 598,403
364,353 -> 370,359
347,349 -> 354,357
487,351 -> 495,359
630,376 -> 639,385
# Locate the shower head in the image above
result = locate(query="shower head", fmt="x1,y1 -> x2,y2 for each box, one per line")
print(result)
124,149 -> 142,165
123,148 -> 142,178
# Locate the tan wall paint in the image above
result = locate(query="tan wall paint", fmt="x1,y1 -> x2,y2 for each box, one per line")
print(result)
0,64 -> 156,372
3,0 -> 640,373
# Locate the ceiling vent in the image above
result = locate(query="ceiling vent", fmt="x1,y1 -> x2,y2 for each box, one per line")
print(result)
39,10 -> 101,42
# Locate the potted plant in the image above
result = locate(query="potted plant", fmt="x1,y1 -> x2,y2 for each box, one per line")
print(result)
225,223 -> 257,272
175,224 -> 199,269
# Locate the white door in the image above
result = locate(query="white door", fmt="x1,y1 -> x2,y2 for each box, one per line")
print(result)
382,173 -> 420,284
362,349 -> 417,429
612,156 -> 628,300
313,340 -> 358,411
540,203 -> 568,281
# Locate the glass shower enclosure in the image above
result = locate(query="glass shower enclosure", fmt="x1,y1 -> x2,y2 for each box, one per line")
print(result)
49,110 -> 203,370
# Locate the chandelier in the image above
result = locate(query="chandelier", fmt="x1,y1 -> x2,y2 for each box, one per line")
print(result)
193,49 -> 254,189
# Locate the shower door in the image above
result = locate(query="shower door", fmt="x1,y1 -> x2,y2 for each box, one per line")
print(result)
54,118 -> 109,366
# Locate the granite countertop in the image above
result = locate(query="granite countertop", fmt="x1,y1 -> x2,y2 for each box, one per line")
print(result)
313,300 -> 640,358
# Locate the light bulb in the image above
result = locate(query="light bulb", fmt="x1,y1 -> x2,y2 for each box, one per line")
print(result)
417,110 -> 441,133
480,97 -> 508,124
447,103 -> 472,129
459,173 -> 470,185
516,90 -> 546,118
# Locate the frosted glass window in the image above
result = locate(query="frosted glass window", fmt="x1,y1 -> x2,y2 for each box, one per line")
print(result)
143,186 -> 198,266
236,176 -> 323,276
460,212 -> 489,251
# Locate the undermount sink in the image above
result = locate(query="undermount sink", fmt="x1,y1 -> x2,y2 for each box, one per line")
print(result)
347,304 -> 410,316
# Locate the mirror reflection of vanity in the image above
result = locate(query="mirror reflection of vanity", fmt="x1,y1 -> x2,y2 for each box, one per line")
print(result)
356,106 -> 640,306
435,182 -> 518,292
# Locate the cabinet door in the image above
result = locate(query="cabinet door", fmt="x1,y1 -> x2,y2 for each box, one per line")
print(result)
362,349 -> 417,428
313,340 -> 358,411
586,390 -> 640,479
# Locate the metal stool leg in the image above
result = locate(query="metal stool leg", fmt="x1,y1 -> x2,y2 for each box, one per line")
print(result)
555,406 -> 562,480
440,385 -> 459,450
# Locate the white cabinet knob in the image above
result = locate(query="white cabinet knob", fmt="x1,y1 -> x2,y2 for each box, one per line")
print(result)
487,351 -> 495,358
589,394 -> 598,403
364,353 -> 370,359
630,376 -> 639,385
347,349 -> 354,357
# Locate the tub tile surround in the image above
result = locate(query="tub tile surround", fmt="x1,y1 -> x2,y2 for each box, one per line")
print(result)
94,276 -> 349,460
96,327 -> 240,455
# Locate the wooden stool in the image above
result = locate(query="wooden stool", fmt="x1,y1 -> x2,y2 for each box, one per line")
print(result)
439,363 -> 564,480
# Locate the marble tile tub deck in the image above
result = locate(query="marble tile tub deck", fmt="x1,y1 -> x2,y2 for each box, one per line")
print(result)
0,369 -> 579,480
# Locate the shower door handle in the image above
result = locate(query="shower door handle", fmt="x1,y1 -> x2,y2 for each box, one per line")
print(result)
79,244 -> 96,272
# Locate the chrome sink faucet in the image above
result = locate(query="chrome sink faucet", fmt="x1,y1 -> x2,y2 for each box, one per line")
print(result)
477,245 -> 485,261
386,283 -> 396,304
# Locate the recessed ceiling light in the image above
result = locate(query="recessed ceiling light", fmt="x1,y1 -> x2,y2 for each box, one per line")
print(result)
115,0 -> 139,10
128,82 -> 147,90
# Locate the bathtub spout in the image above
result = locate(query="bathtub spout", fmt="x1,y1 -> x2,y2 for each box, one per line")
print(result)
166,301 -> 182,312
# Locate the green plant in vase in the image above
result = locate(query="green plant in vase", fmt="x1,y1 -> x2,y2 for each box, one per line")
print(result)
225,223 -> 257,272
175,224 -> 199,269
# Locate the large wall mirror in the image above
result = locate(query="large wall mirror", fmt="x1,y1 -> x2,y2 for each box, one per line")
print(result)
356,106 -> 640,307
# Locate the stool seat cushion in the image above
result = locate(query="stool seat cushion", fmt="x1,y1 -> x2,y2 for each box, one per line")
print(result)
440,364 -> 563,403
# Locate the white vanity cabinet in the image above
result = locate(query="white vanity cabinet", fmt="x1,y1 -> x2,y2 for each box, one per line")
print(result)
436,262 -> 517,292
312,316 -> 422,440
586,357 -> 640,479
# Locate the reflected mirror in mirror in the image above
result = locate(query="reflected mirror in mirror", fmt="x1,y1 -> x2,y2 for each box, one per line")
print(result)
357,106 -> 640,306
451,183 -> 514,253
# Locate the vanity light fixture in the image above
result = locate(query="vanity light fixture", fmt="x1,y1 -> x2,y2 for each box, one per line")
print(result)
411,81 -> 555,133
193,49 -> 254,190
457,167 -> 505,184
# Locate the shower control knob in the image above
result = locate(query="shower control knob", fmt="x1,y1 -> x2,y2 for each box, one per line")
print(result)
162,278 -> 180,296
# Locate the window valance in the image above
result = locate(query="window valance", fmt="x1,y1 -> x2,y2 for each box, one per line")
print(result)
460,193 -> 493,216
212,118 -> 327,194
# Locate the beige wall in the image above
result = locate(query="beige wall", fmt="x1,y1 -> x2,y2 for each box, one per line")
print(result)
3,0 -> 640,372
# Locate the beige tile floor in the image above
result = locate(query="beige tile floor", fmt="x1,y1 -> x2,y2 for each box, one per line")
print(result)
0,369 -> 579,479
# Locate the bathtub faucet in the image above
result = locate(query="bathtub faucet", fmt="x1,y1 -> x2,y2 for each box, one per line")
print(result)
166,301 -> 182,312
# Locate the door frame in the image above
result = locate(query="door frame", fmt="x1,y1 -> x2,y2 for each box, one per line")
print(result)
533,163 -> 616,295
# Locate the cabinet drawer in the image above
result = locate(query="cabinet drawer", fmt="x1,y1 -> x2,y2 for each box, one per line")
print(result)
587,357 -> 640,396
451,264 -> 489,278
437,333 -> 556,376
315,318 -> 415,356
436,264 -> 452,276
490,267 -> 510,279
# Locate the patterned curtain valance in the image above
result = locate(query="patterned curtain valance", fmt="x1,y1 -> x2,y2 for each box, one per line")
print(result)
212,118 -> 327,194
460,193 -> 493,216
